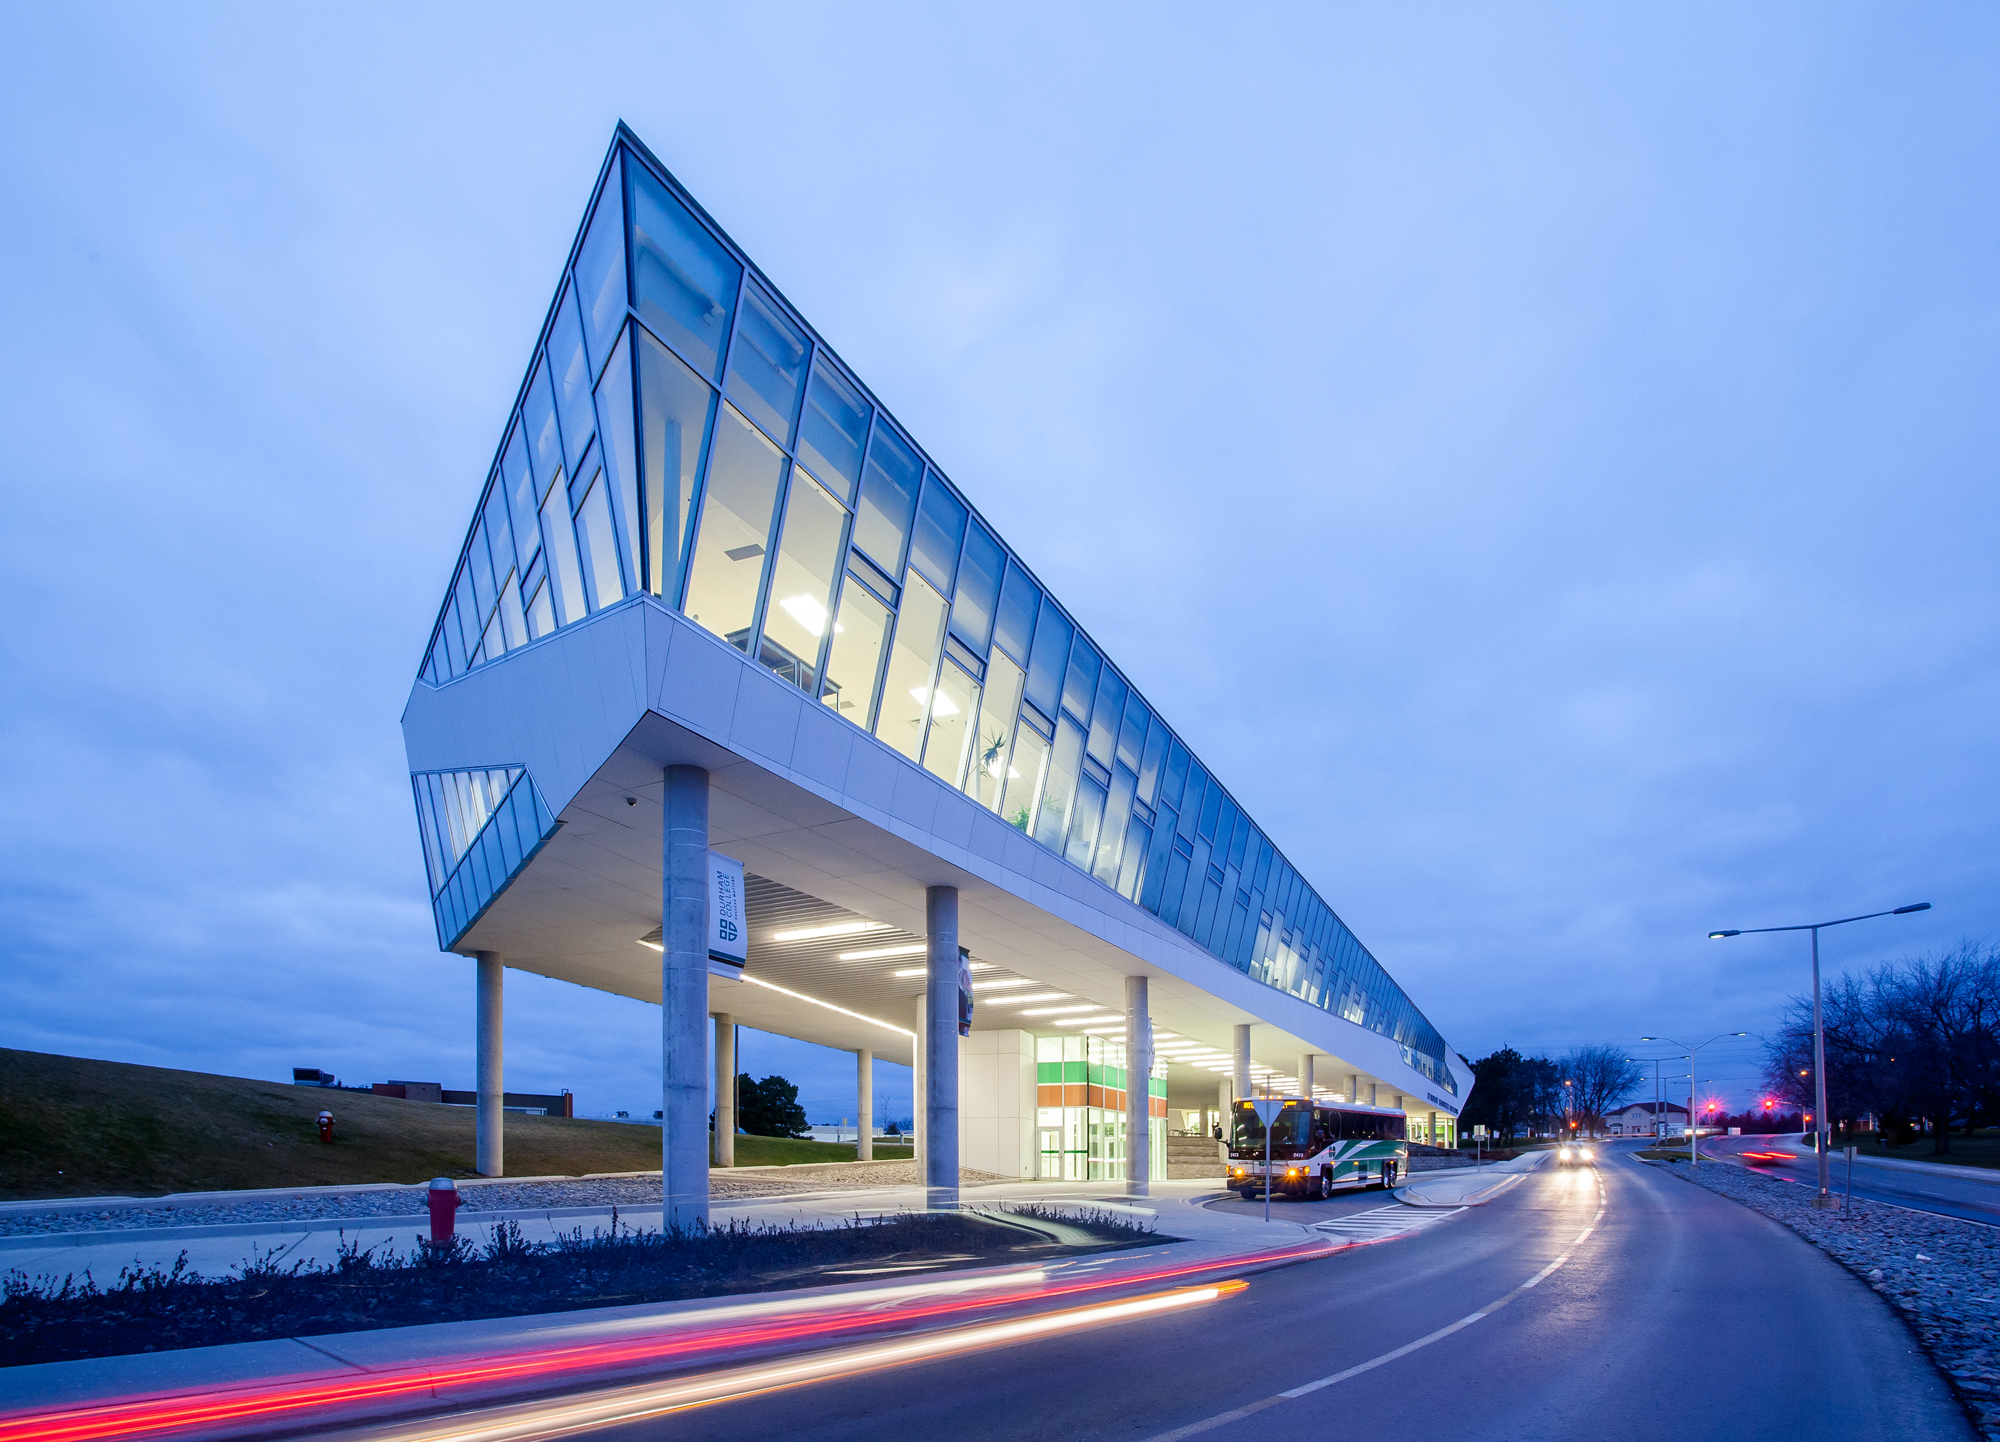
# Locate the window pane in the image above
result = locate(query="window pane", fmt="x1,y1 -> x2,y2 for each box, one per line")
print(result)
525,574 -> 555,639
822,578 -> 889,724
950,521 -> 1004,654
539,470 -> 586,626
875,573 -> 947,760
797,359 -> 871,502
551,286 -> 597,475
1065,776 -> 1107,869
524,355 -> 564,496
1062,637 -> 1101,723
1137,716 -> 1170,806
1024,604 -> 1072,719
1117,815 -> 1152,901
910,472 -> 966,594
574,469 -> 625,611
441,598 -> 467,675
726,282 -> 810,447
994,560 -> 1039,664
1088,668 -> 1126,769
630,165 -> 741,381
501,423 -> 540,574
921,661 -> 980,788
761,473 -> 847,691
682,404 -> 783,648
637,326 -> 716,601
853,423 -> 921,572
1033,717 -> 1084,851
498,569 -> 527,650
1118,696 -> 1150,775
967,649 -> 1025,811
482,484 -> 514,592
467,520 -> 496,623
453,569 -> 479,660
594,325 -> 640,596
1004,725 -> 1049,833
1093,766 -> 1136,887
573,151 -> 627,366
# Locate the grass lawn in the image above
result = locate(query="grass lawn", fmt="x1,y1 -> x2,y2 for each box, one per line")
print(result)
729,1135 -> 913,1166
1832,1132 -> 2000,1171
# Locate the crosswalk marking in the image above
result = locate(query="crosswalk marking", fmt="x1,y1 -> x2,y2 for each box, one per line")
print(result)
1312,1204 -> 1464,1241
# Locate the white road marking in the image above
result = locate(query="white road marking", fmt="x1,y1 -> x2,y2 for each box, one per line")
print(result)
1137,1171 -> 1610,1442
1310,1204 -> 1465,1241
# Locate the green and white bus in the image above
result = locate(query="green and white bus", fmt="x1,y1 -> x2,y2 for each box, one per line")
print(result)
1227,1097 -> 1409,1200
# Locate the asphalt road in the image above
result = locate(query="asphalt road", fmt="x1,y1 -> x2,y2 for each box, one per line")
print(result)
572,1151 -> 1971,1442
1707,1134 -> 2000,1225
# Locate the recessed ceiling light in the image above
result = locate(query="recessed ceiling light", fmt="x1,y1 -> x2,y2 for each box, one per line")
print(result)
772,921 -> 890,942
972,979 -> 1039,991
838,943 -> 926,961
985,992 -> 1070,1006
1055,1016 -> 1124,1027
1020,1004 -> 1102,1017
890,963 -> 993,978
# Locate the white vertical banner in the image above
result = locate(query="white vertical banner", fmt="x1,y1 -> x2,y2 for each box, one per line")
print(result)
708,851 -> 746,967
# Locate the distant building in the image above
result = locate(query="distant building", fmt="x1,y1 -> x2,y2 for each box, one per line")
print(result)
370,1080 -> 574,1117
1608,1101 -> 1688,1137
292,1067 -> 338,1087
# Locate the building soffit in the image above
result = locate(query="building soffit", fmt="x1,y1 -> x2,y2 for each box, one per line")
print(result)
401,599 -> 1462,1105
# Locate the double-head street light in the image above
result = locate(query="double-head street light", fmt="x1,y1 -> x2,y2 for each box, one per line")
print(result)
1708,902 -> 1932,1208
1639,1033 -> 1747,1165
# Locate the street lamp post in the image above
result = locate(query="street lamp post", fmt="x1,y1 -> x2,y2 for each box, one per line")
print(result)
1708,902 -> 1931,1209
1640,1034 -> 1747,1165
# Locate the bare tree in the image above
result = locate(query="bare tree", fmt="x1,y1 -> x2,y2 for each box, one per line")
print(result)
1562,1046 -> 1644,1137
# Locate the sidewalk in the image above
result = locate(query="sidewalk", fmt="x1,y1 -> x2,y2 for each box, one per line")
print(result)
1394,1150 -> 1546,1208
0,1179 -> 1335,1436
1772,1135 -> 2000,1185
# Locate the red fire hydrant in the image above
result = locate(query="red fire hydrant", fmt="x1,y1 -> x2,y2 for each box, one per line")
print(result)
427,1177 -> 462,1244
317,1111 -> 335,1144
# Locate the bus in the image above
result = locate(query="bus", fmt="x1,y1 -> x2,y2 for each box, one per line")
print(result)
1227,1097 -> 1409,1200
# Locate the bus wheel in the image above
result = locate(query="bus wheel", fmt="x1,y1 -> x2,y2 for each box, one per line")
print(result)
1383,1162 -> 1398,1188
1319,1168 -> 1334,1199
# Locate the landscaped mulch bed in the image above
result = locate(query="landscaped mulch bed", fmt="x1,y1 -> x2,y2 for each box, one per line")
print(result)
1,1207 -> 1160,1367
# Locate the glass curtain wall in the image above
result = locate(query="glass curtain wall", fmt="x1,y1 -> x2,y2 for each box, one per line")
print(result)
413,129 -> 1454,1094
1033,1034 -> 1167,1182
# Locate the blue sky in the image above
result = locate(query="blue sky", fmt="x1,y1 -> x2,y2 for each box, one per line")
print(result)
2,5 -> 1994,1121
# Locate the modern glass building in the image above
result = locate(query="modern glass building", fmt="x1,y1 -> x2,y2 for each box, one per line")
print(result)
402,126 -> 1467,1203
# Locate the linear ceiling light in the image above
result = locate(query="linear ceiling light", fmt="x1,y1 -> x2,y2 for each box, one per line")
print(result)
891,963 -> 993,978
1019,1005 -> 1103,1017
838,943 -> 927,962
972,979 -> 1040,991
771,921 -> 891,943
1055,1016 -> 1124,1027
985,992 -> 1071,1006
736,973 -> 914,1039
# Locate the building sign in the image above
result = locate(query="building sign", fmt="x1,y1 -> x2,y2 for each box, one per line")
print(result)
957,947 -> 974,1037
1425,1090 -> 1460,1116
708,851 -> 746,968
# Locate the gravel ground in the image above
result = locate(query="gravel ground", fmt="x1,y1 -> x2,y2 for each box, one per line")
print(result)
0,1163 -> 1010,1238
1663,1158 -> 1999,1438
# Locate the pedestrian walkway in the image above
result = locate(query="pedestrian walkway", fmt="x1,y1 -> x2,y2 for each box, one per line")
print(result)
1312,1203 -> 1465,1242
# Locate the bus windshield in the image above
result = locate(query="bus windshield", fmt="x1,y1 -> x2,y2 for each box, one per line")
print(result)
1231,1103 -> 1309,1159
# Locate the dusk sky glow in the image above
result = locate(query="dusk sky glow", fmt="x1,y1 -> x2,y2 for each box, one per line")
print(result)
3,5 -> 1994,1120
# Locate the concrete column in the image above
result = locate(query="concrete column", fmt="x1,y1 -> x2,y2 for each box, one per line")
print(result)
912,996 -> 926,1171
1348,1073 -> 1360,1105
662,765 -> 711,1231
1299,1054 -> 1315,1101
1217,1078 -> 1232,1162
474,952 -> 504,1177
925,885 -> 960,1208
1124,976 -> 1152,1197
856,1049 -> 874,1161
1233,1023 -> 1252,1100
1369,1082 -> 1378,1107
711,1013 -> 735,1167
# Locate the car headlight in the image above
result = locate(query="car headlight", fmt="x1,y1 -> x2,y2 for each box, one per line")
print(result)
1559,1147 -> 1572,1159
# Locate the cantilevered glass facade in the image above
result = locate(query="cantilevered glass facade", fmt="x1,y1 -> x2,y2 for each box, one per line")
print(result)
414,127 -> 1455,1094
